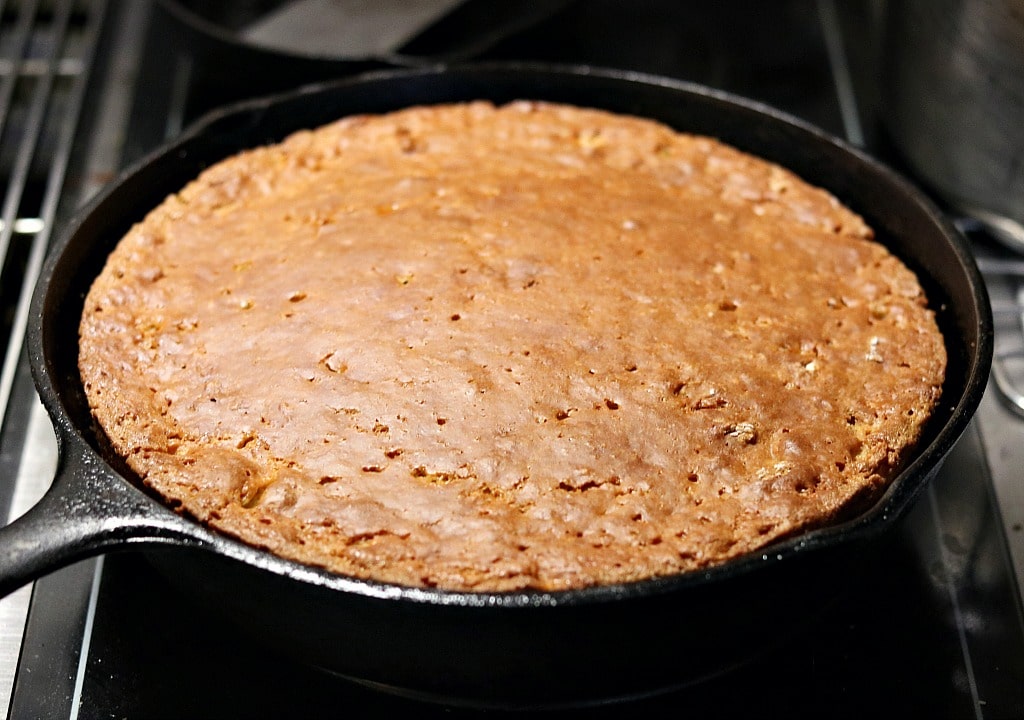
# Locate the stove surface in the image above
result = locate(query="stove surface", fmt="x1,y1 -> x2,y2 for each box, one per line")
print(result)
1,1 -> 1022,717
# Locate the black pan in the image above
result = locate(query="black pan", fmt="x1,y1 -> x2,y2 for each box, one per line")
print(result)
0,65 -> 992,709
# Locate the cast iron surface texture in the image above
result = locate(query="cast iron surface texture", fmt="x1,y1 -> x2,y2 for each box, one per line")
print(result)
1,65 -> 993,707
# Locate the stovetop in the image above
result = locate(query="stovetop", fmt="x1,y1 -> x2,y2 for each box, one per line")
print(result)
1,1 -> 1023,717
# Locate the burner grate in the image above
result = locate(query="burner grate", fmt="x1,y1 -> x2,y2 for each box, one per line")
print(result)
973,251 -> 1024,419
0,0 -> 103,433
0,2 -> 106,717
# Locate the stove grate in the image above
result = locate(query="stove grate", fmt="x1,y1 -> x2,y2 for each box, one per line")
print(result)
0,0 -> 104,432
0,2 -> 106,717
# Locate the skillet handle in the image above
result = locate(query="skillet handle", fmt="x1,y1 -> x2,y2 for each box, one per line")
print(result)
0,433 -> 206,598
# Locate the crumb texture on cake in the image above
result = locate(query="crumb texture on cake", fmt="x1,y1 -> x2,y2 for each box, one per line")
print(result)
78,101 -> 946,591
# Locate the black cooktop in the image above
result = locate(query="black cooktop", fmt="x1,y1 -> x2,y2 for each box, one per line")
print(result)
5,1 -> 1024,717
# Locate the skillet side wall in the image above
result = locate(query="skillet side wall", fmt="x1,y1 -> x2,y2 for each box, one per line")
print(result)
28,66 -> 990,705
145,537 -> 868,708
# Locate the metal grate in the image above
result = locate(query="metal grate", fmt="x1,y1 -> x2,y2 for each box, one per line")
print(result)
972,243 -> 1024,419
0,2 -> 106,716
0,0 -> 105,430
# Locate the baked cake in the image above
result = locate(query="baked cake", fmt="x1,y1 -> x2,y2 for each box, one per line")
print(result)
78,101 -> 946,591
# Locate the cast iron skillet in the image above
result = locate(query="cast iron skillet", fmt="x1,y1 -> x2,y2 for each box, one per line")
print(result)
0,65 -> 992,708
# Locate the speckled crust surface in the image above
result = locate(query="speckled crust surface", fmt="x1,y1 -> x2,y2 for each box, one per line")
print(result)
78,101 -> 946,591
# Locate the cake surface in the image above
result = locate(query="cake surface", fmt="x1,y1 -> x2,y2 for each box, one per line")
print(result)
78,101 -> 946,591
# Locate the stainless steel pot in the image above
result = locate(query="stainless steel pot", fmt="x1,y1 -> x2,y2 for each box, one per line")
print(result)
883,0 -> 1024,251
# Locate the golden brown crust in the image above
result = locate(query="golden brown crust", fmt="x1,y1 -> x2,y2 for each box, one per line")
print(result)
78,101 -> 946,591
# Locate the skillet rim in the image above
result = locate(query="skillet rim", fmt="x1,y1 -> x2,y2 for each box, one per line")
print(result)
29,61 -> 994,610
